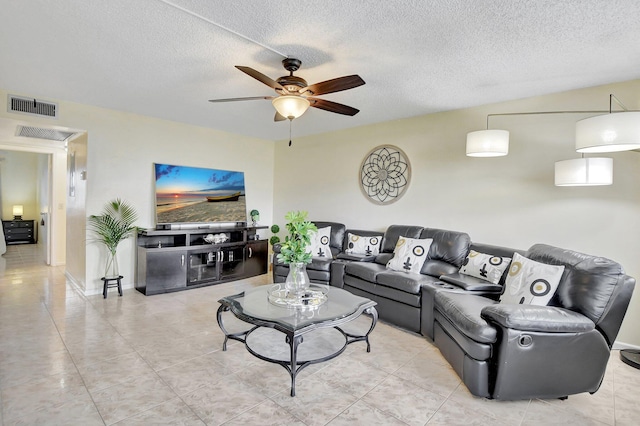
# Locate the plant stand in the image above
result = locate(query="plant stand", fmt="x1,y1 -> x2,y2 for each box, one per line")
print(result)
102,275 -> 123,298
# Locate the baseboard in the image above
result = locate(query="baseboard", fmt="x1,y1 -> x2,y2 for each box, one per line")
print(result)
612,341 -> 640,351
65,271 -> 86,295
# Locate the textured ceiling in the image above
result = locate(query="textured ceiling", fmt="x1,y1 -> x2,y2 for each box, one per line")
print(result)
1,0 -> 640,141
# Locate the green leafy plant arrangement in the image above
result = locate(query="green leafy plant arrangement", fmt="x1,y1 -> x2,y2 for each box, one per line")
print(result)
276,211 -> 317,265
269,224 -> 281,246
249,209 -> 260,225
87,198 -> 139,277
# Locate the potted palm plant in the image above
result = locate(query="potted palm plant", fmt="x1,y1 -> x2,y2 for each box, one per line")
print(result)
88,198 -> 139,279
276,211 -> 317,297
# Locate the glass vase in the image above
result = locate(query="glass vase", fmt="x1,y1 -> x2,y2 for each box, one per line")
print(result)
285,262 -> 310,300
104,250 -> 120,279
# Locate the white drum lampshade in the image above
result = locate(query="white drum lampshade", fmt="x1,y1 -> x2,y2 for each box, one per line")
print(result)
554,157 -> 613,186
272,96 -> 310,119
575,112 -> 640,153
12,205 -> 23,219
466,130 -> 509,157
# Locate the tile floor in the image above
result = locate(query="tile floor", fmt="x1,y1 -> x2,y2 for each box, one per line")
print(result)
1,243 -> 639,425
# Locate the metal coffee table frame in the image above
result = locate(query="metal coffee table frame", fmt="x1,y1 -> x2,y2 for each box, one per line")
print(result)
217,285 -> 377,396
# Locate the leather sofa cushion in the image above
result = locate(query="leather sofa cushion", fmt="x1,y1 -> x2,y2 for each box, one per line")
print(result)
440,273 -> 503,292
307,256 -> 334,272
274,264 -> 330,282
434,311 -> 493,361
376,271 -> 440,295
344,275 -> 421,308
307,269 -> 330,282
421,259 -> 459,278
274,256 -> 333,272
380,225 -> 424,253
481,304 -> 596,333
420,228 -> 471,275
435,292 -> 498,343
470,242 -> 525,260
374,253 -> 393,266
273,264 -> 288,277
345,262 -> 386,282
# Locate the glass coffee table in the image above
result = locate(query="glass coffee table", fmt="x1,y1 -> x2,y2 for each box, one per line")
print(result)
216,284 -> 377,396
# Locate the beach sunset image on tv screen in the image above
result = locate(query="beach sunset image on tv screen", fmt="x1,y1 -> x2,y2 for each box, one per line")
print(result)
154,163 -> 247,224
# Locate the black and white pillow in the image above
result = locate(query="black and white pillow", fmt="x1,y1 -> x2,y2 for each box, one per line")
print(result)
306,226 -> 333,258
500,253 -> 565,305
386,236 -> 433,274
346,233 -> 381,256
460,250 -> 511,285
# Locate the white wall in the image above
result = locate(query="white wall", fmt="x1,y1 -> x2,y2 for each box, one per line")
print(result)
66,133 -> 87,289
273,79 -> 640,346
77,109 -> 275,295
0,150 -> 40,222
0,88 -> 276,295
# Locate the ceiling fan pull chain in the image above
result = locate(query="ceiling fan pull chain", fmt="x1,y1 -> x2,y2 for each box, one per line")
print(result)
289,119 -> 293,146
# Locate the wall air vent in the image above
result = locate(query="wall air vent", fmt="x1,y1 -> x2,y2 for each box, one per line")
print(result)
16,125 -> 76,142
8,95 -> 58,118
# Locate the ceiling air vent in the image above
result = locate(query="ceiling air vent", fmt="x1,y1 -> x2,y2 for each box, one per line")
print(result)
8,95 -> 58,118
16,125 -> 76,142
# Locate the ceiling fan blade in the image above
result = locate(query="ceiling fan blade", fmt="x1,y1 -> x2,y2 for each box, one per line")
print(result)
235,66 -> 287,92
308,98 -> 360,116
274,112 -> 287,122
300,75 -> 365,96
208,96 -> 274,103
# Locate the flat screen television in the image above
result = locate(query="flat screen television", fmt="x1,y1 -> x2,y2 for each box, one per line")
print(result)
154,163 -> 247,227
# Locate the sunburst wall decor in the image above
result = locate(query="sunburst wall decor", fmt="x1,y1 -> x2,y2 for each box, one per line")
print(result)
359,145 -> 411,205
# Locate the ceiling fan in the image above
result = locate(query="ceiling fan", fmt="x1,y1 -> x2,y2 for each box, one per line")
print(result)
208,58 -> 365,121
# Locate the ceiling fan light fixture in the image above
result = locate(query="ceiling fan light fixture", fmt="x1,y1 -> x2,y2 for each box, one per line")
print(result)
272,96 -> 310,120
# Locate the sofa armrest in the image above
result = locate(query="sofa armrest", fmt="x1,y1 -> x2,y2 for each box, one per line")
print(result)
481,304 -> 595,333
330,260 -> 347,288
439,273 -> 503,293
336,253 -> 376,262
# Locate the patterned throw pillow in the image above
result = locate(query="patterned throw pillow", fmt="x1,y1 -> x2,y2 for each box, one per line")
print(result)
306,226 -> 333,258
346,233 -> 382,256
386,237 -> 433,274
501,252 -> 565,305
460,250 -> 512,285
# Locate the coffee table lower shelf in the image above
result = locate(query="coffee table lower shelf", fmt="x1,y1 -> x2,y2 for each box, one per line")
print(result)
216,302 -> 377,396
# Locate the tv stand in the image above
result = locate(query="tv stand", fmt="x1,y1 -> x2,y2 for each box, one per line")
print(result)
135,225 -> 268,295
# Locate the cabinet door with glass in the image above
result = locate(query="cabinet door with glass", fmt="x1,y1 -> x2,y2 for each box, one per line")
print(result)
188,249 -> 219,285
219,246 -> 245,280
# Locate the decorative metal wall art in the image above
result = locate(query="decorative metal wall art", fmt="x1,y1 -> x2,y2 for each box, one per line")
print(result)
359,145 -> 411,205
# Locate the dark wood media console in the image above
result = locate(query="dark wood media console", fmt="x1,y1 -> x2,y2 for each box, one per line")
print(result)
135,225 -> 268,295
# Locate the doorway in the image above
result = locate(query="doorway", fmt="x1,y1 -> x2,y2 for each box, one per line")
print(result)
0,149 -> 51,264
0,116 -> 86,271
